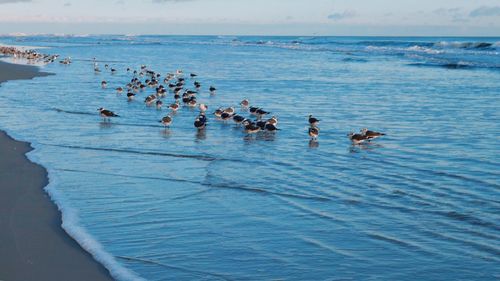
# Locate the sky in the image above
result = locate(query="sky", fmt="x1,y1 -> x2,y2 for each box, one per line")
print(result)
0,0 -> 499,36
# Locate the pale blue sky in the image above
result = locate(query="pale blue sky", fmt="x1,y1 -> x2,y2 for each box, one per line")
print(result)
0,0 -> 499,35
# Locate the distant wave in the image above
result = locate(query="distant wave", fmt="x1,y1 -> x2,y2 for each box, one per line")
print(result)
407,61 -> 500,70
434,41 -> 497,50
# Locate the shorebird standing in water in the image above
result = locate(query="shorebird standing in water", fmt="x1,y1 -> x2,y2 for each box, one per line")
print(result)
144,94 -> 157,105
199,103 -> 208,113
98,108 -> 119,122
101,80 -> 107,88
348,132 -> 368,145
243,120 -> 261,135
156,100 -> 163,110
194,115 -> 207,130
240,99 -> 249,108
159,115 -> 172,128
360,128 -> 386,140
169,101 -> 180,112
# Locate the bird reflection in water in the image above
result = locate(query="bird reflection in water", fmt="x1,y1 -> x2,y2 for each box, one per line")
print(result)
309,139 -> 319,148
195,129 -> 206,141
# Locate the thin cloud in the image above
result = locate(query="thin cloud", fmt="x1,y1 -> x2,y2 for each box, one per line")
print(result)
0,0 -> 31,4
63,2 -> 71,7
433,7 -> 468,23
469,6 -> 500,17
327,10 -> 356,21
433,8 -> 461,16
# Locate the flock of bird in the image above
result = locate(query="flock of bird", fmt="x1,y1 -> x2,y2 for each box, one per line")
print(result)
94,60 -> 385,145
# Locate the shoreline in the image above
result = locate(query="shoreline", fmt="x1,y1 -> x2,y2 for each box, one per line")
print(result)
0,61 -> 114,280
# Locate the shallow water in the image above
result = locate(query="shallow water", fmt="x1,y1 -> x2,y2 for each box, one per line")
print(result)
0,35 -> 499,280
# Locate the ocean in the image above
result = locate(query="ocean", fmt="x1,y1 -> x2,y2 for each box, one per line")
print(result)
0,35 -> 499,280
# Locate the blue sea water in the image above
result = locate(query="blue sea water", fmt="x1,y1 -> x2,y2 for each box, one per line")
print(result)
0,35 -> 499,280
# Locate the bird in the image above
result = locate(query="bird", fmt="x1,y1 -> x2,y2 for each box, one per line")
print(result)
360,128 -> 386,140
199,103 -> 208,112
194,117 -> 206,130
220,112 -> 234,121
223,107 -> 235,115
214,108 -> 224,118
232,115 -> 246,125
101,81 -> 107,88
309,126 -> 319,140
209,86 -> 216,94
144,94 -> 156,105
240,99 -> 249,107
116,87 -> 123,93
308,115 -> 320,126
190,73 -> 197,78
156,100 -> 163,109
249,106 -> 259,115
265,123 -> 279,132
256,108 -> 270,119
127,92 -> 136,101
348,132 -> 368,145
267,116 -> 278,125
255,120 -> 267,130
159,115 -> 172,128
169,101 -> 180,112
243,120 -> 261,134
98,108 -> 118,121
187,99 -> 197,107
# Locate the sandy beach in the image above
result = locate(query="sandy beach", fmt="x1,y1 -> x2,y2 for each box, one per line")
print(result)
0,61 -> 113,281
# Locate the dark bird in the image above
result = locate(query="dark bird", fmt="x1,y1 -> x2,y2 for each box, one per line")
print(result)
190,73 -> 197,78
127,92 -> 136,100
220,112 -> 234,121
243,120 -> 261,134
256,108 -> 270,119
255,120 -> 267,130
98,108 -> 119,121
156,100 -> 163,109
265,123 -> 279,132
194,118 -> 206,130
249,106 -> 259,115
361,128 -> 386,140
232,115 -> 246,125
348,132 -> 368,145
209,86 -> 216,93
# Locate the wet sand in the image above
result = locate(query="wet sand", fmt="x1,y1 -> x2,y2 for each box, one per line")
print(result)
0,61 -> 114,281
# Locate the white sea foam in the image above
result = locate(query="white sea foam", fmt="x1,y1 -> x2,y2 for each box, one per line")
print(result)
406,45 -> 443,54
23,143 -> 147,281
